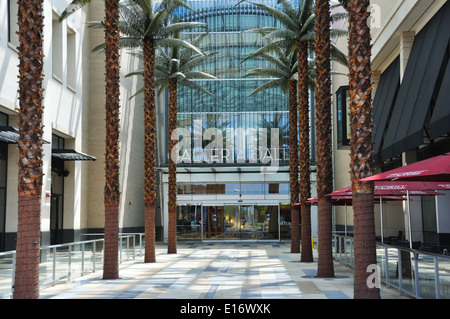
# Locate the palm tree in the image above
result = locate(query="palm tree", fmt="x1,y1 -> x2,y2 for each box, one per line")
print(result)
13,0 -> 45,299
61,0 -> 122,280
314,0 -> 334,278
339,0 -> 380,299
114,0 -> 205,260
126,31 -> 216,254
236,0 -> 347,260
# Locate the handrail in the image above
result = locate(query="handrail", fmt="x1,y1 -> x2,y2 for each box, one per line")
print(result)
0,233 -> 145,299
332,234 -> 450,299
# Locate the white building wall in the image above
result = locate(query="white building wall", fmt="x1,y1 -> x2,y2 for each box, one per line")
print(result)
85,1 -> 145,231
0,0 -> 88,244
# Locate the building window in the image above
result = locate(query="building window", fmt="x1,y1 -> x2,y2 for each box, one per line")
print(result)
336,86 -> 350,148
52,13 -> 63,81
67,27 -> 77,89
177,183 -> 289,195
7,0 -> 19,48
51,134 -> 65,245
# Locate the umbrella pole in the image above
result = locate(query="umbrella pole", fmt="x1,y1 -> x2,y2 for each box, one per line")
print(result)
345,203 -> 347,237
407,190 -> 413,249
380,195 -> 384,244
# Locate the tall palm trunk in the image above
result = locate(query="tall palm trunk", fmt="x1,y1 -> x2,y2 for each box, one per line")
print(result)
168,78 -> 178,254
297,40 -> 313,262
103,0 -> 121,280
348,0 -> 380,299
314,0 -> 334,278
143,37 -> 157,263
13,0 -> 45,299
289,80 -> 300,253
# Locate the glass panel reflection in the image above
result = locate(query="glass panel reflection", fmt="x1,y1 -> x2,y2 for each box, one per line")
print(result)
177,205 -> 202,241
178,204 -> 280,241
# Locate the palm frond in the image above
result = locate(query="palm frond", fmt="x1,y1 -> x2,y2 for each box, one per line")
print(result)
247,78 -> 286,97
276,0 -> 297,23
246,2 -> 299,31
184,71 -> 217,80
243,27 -> 280,35
331,11 -> 348,23
330,42 -> 348,67
299,13 -> 315,35
180,52 -> 217,72
157,22 -> 207,38
262,28 -> 297,42
179,80 -> 215,98
298,0 -> 315,25
59,0 -> 91,21
157,37 -> 205,56
245,67 -> 290,79
242,39 -> 292,63
254,52 -> 291,73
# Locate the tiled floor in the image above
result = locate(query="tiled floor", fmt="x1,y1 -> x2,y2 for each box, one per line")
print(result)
39,242 -> 410,299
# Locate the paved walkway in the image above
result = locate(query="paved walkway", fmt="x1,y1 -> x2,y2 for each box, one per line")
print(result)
39,242 -> 410,300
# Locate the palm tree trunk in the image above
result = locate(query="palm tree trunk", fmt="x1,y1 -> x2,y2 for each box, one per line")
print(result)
143,37 -> 157,263
13,0 -> 45,299
348,0 -> 380,299
314,0 -> 334,278
168,78 -> 177,254
288,80 -> 300,253
297,40 -> 313,262
103,0 -> 121,280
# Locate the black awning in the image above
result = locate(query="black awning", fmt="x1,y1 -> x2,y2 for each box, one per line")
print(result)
381,2 -> 450,161
0,126 -> 20,143
0,126 -> 51,144
429,59 -> 450,139
52,149 -> 97,161
372,57 -> 400,163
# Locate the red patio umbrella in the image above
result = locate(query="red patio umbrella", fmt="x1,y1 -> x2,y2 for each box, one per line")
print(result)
360,152 -> 450,182
330,181 -> 450,194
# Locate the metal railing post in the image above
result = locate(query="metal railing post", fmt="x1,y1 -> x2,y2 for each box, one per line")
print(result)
127,235 -> 130,260
81,243 -> 85,274
11,252 -> 16,297
68,245 -> 72,282
52,247 -> 57,285
119,236 -> 122,263
344,237 -> 348,266
434,257 -> 440,299
414,252 -> 419,299
398,249 -> 402,293
384,247 -> 389,288
93,240 -> 96,271
350,238 -> 354,268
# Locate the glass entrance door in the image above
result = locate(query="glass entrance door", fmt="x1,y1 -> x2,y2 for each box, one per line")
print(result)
239,205 -> 257,240
205,204 -> 279,241
224,205 -> 240,240
179,204 -> 280,241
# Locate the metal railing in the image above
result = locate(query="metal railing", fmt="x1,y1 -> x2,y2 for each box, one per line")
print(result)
332,234 -> 450,299
0,233 -> 145,299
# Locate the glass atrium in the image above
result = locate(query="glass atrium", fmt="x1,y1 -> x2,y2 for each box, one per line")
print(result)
159,0 -> 306,242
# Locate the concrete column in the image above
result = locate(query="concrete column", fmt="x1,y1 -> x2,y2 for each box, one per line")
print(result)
399,31 -> 415,82
371,70 -> 381,96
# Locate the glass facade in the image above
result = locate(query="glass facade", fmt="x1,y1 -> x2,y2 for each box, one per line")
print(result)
166,1 -> 303,242
171,0 -> 302,167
